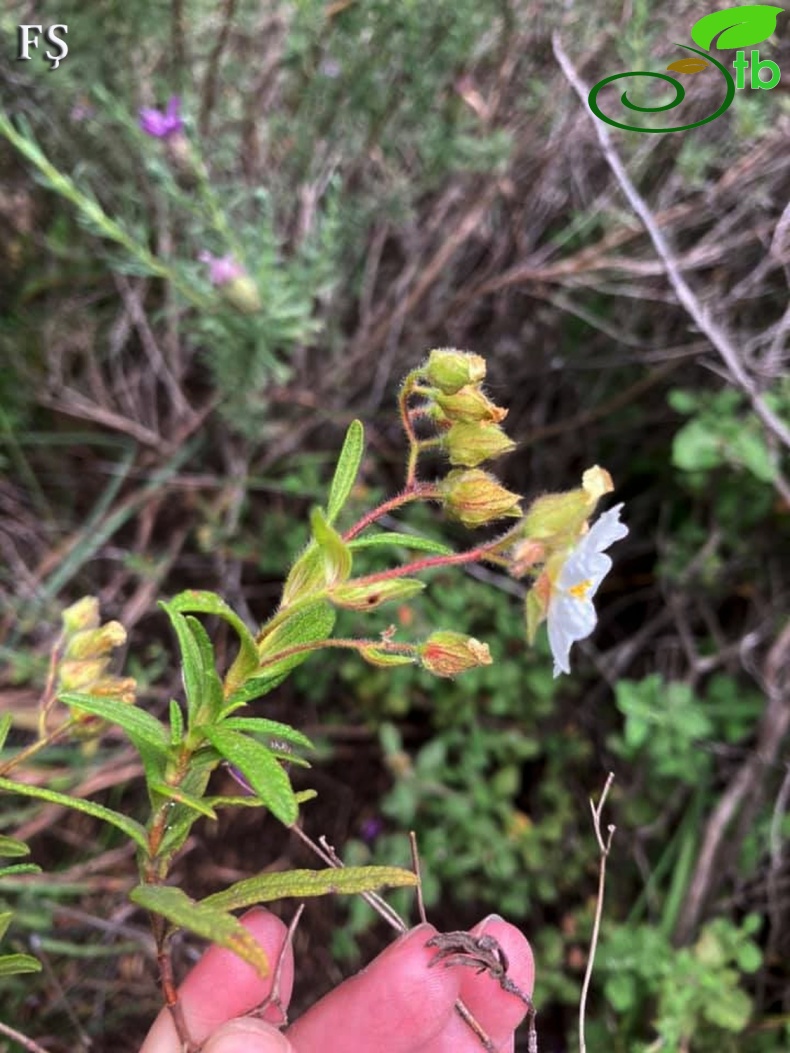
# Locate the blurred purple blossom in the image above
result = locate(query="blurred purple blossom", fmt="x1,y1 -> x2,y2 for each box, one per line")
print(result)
226,764 -> 254,796
359,817 -> 384,844
139,96 -> 184,139
199,251 -> 247,287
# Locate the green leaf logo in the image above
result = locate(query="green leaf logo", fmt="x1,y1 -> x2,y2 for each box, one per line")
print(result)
690,4 -> 784,50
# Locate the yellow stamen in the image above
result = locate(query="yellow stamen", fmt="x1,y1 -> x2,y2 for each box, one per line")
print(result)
569,579 -> 592,599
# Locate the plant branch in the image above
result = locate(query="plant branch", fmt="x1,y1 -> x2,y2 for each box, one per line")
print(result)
343,483 -> 440,542
580,772 -> 616,1053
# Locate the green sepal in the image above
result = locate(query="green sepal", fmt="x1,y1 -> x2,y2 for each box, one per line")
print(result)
327,420 -> 365,523
201,864 -> 418,912
281,545 -> 325,607
200,726 -> 298,826
0,777 -> 148,851
330,577 -> 424,611
129,885 -> 269,976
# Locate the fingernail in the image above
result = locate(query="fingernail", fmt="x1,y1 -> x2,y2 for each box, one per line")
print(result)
202,1018 -> 290,1053
480,913 -> 504,927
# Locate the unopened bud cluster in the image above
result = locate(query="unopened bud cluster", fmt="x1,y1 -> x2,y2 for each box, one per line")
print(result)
58,597 -> 136,706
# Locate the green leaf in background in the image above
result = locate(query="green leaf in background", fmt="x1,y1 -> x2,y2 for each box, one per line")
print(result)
0,953 -> 42,976
255,599 -> 336,683
348,531 -> 453,555
690,4 -> 784,50
0,713 -> 11,752
201,864 -> 418,912
327,419 -> 365,523
0,777 -> 148,851
129,885 -> 269,976
200,726 -> 298,826
167,590 -> 260,699
0,835 -> 34,858
310,507 -> 352,587
0,864 -> 42,878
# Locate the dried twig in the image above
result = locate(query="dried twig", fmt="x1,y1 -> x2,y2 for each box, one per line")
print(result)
552,33 -> 790,505
580,772 -> 616,1053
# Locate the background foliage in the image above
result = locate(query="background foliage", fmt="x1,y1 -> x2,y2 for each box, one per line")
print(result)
1,1 -> 789,1050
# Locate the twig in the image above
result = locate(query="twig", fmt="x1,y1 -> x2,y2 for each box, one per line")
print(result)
249,903 -> 305,1029
580,772 -> 616,1053
409,831 -> 427,924
552,34 -> 790,505
0,1021 -> 51,1053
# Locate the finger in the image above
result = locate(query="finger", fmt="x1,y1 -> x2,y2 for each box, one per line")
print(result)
286,923 -> 462,1053
140,908 -> 295,1053
456,916 -> 535,1052
202,1018 -> 293,1053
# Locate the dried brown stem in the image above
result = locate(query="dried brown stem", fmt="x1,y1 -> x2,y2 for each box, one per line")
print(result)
580,772 -> 616,1053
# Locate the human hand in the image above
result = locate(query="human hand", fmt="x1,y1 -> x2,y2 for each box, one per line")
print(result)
140,908 -> 534,1053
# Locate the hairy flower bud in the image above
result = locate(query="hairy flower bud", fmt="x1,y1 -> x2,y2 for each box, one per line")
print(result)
444,422 -> 516,467
61,597 -> 100,635
435,385 -> 508,424
331,578 -> 425,611
65,621 -> 127,660
200,252 -> 262,314
419,631 -> 492,677
522,465 -> 615,546
440,469 -> 521,527
425,349 -> 486,394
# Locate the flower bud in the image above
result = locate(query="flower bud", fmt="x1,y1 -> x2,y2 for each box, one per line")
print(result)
61,597 -> 100,635
58,658 -> 110,692
435,385 -> 507,424
419,631 -> 492,677
200,252 -> 262,314
65,621 -> 127,660
440,469 -> 521,528
331,578 -> 424,611
444,422 -> 516,467
521,466 -> 615,546
425,349 -> 486,394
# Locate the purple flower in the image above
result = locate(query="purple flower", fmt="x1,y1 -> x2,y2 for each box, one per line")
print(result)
199,251 -> 247,287
360,817 -> 384,844
139,96 -> 184,139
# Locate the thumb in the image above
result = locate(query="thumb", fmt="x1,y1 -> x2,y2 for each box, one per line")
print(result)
202,1018 -> 293,1053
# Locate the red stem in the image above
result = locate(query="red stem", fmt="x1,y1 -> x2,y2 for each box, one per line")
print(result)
343,483 -> 440,542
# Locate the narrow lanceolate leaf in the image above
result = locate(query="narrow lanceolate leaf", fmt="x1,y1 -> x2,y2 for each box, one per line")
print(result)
159,601 -> 209,724
202,865 -> 418,912
327,420 -> 365,523
200,726 -> 298,827
348,531 -> 453,555
255,600 -> 336,681
147,782 -> 217,819
221,718 -> 314,751
167,590 -> 260,698
58,693 -> 169,752
130,885 -> 269,976
0,953 -> 42,977
0,777 -> 148,851
311,507 -> 352,586
0,864 -> 41,878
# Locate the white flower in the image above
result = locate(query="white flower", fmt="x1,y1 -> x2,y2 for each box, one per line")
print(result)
547,504 -> 628,677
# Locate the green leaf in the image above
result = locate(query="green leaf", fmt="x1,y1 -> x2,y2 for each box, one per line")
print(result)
129,885 -> 269,976
148,782 -> 217,819
0,713 -> 12,751
202,864 -> 418,912
58,693 -> 168,753
220,670 -> 292,711
0,953 -> 42,976
167,591 -> 259,700
200,726 -> 298,826
0,777 -> 148,851
185,616 -> 224,720
327,420 -> 365,523
0,912 -> 12,940
221,718 -> 314,751
281,545 -> 326,606
349,531 -> 452,555
255,600 -> 336,683
0,835 -> 33,858
159,601 -> 207,724
311,507 -> 352,587
0,864 -> 41,878
690,5 -> 784,50
169,699 -> 185,745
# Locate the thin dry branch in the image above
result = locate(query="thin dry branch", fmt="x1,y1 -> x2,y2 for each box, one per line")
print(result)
552,34 -> 790,505
580,772 -> 616,1053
